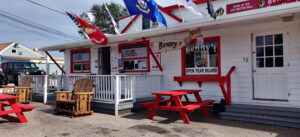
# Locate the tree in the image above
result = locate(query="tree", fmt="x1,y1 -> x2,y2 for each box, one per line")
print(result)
79,3 -> 127,36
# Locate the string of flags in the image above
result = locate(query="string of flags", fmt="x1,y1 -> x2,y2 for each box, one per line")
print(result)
64,0 -> 224,46
123,0 -> 167,28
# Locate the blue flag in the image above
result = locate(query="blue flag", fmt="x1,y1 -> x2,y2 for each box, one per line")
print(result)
124,0 -> 167,27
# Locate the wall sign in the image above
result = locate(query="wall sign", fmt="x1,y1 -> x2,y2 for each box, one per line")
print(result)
153,40 -> 185,52
227,0 -> 299,14
150,52 -> 161,71
121,44 -> 148,59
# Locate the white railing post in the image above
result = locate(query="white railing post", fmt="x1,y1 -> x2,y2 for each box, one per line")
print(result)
114,75 -> 120,116
43,75 -> 48,104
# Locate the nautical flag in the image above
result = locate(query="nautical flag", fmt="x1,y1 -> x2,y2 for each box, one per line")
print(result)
123,0 -> 167,27
66,11 -> 107,45
178,0 -> 206,17
103,2 -> 120,34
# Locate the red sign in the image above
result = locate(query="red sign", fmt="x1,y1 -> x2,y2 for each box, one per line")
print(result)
227,0 -> 299,14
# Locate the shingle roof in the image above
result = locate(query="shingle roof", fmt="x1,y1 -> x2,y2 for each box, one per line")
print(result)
0,42 -> 13,52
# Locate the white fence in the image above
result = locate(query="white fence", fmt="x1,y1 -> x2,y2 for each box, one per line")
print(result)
30,74 -> 163,104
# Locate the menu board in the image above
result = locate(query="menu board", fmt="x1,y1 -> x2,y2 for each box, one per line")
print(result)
121,44 -> 148,59
72,50 -> 89,62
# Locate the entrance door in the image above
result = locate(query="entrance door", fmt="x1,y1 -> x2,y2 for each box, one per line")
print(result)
98,47 -> 111,75
253,33 -> 288,100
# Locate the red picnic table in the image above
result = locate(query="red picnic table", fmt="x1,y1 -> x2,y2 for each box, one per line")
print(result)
0,93 -> 35,123
140,90 -> 215,124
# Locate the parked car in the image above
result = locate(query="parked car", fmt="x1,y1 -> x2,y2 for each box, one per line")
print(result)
0,62 -> 45,85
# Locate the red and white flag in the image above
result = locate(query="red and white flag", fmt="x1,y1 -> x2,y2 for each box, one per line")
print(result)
66,11 -> 107,45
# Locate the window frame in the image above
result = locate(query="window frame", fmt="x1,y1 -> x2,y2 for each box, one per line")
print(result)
70,48 -> 91,74
181,36 -> 221,76
118,40 -> 150,73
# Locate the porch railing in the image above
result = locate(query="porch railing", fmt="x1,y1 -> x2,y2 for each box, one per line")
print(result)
29,74 -> 163,104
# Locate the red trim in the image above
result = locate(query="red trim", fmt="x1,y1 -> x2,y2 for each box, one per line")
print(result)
121,14 -> 141,34
194,0 -> 216,4
117,15 -> 129,21
163,5 -> 184,11
45,51 -> 65,74
148,44 -> 163,72
158,6 -> 183,23
118,40 -> 150,73
70,48 -> 91,74
181,36 -> 221,76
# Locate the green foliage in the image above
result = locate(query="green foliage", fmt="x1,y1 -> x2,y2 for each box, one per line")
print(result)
80,3 -> 127,36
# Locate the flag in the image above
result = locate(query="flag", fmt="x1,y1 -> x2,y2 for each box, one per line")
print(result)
178,0 -> 206,17
103,2 -> 120,34
123,0 -> 167,27
207,0 -> 217,19
66,11 -> 107,45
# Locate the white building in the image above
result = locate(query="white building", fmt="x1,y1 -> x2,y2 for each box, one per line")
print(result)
40,0 -> 300,127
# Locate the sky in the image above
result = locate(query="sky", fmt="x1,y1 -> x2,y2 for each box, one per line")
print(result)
0,0 -> 176,57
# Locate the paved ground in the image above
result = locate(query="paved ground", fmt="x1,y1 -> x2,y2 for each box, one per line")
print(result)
0,102 -> 299,137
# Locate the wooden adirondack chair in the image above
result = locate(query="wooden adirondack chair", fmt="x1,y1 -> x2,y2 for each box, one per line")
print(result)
2,76 -> 33,104
55,78 -> 95,117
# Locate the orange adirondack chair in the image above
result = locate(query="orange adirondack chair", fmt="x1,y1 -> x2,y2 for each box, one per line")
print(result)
2,76 -> 33,104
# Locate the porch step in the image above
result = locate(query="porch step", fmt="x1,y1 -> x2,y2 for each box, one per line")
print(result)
92,100 -> 133,115
225,104 -> 300,118
220,104 -> 300,128
31,93 -> 56,104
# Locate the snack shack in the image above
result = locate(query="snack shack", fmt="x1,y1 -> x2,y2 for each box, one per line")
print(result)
40,0 -> 300,128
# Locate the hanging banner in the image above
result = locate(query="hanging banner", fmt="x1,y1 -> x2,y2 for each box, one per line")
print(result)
153,40 -> 185,52
227,0 -> 299,14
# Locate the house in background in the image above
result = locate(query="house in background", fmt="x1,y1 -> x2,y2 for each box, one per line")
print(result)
0,42 -> 64,75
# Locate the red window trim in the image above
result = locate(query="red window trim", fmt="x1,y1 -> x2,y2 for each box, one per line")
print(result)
181,36 -> 221,76
118,40 -> 150,73
70,48 -> 91,74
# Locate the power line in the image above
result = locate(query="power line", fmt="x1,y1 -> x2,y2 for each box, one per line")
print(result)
26,0 -> 67,16
0,10 -> 81,41
0,19 -> 74,42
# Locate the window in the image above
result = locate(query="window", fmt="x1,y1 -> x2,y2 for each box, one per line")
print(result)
71,48 -> 90,73
142,16 -> 150,30
256,34 -> 283,68
119,41 -> 150,72
12,50 -> 16,53
142,16 -> 159,30
182,36 -> 221,76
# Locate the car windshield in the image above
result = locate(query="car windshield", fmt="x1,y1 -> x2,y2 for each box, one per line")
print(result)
14,62 -> 37,69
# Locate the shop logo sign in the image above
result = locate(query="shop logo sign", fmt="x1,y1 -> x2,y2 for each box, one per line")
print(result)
153,40 -> 185,52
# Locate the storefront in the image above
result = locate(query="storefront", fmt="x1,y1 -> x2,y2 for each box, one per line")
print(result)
40,0 -> 300,108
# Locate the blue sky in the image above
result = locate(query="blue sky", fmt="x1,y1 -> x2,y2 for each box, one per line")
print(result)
0,0 -> 176,57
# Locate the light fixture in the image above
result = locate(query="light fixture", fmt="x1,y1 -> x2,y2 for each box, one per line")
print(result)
281,13 -> 294,22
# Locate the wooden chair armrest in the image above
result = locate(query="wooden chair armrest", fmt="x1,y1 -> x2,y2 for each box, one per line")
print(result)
15,87 -> 32,89
55,91 -> 72,94
74,92 -> 95,95
2,85 -> 16,88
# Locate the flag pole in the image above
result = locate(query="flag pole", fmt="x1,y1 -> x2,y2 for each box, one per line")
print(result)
176,0 -> 184,23
122,0 -> 138,32
101,0 -> 120,34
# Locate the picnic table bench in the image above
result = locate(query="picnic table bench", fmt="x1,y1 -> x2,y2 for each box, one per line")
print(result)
140,89 -> 215,124
0,94 -> 35,123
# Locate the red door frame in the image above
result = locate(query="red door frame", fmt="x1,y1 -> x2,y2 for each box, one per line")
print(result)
70,48 -> 91,74
118,40 -> 150,73
181,36 -> 221,76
